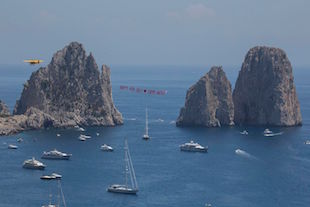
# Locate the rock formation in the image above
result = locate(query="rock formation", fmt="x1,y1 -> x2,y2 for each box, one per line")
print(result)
0,42 -> 122,136
176,66 -> 234,127
0,100 -> 10,117
233,46 -> 302,126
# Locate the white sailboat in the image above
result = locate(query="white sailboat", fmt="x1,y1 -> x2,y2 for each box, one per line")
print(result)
42,180 -> 67,207
142,108 -> 150,140
107,140 -> 138,194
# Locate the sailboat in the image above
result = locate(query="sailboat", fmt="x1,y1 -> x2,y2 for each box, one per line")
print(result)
142,107 -> 150,140
42,180 -> 67,207
107,140 -> 138,194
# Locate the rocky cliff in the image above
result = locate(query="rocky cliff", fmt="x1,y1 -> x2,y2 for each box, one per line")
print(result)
176,66 -> 234,127
233,46 -> 302,126
0,100 -> 10,117
2,41 -> 123,134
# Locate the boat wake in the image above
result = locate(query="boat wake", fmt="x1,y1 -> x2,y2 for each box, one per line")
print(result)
235,149 -> 257,160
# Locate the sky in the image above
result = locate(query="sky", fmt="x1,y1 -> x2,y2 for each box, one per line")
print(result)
1,0 -> 310,67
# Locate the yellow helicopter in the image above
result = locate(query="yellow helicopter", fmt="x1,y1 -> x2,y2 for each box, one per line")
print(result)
24,59 -> 44,65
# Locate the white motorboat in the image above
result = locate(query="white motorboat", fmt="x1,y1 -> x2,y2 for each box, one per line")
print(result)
79,134 -> 91,139
23,157 -> 46,170
96,133 -> 100,136
101,144 -> 113,152
180,140 -> 208,152
56,134 -> 61,137
305,140 -> 310,145
42,149 -> 72,160
40,173 -> 62,180
78,137 -> 86,141
142,107 -> 150,140
8,144 -> 18,149
77,127 -> 85,132
107,140 -> 138,194
17,138 -> 23,142
240,130 -> 248,135
263,128 -> 283,137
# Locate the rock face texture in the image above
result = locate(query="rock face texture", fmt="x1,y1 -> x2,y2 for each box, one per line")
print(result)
176,66 -> 234,127
233,46 -> 302,126
0,100 -> 10,117
9,42 -> 122,133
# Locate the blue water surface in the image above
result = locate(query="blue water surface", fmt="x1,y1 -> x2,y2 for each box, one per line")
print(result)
0,64 -> 309,207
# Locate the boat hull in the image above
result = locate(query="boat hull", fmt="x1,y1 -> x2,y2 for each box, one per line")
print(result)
180,147 -> 208,153
107,185 -> 138,194
23,164 -> 45,170
41,155 -> 71,160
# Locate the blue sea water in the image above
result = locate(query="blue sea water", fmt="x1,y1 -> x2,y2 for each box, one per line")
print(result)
0,64 -> 310,207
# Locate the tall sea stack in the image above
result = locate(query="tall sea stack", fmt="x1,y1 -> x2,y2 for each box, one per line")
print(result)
13,42 -> 123,127
233,46 -> 302,126
176,66 -> 234,127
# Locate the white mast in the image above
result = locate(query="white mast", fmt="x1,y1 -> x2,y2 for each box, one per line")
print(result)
145,107 -> 148,136
126,140 -> 138,189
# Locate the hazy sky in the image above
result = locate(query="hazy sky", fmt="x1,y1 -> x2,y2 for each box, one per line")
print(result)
1,0 -> 309,67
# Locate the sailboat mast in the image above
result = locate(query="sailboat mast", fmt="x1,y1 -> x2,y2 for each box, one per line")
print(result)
126,142 -> 138,189
124,141 -> 128,188
58,180 -> 67,207
145,107 -> 148,136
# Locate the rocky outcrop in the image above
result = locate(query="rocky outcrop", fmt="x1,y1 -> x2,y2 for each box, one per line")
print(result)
13,42 -> 122,128
176,66 -> 234,127
0,100 -> 10,117
0,42 -> 122,136
233,46 -> 302,126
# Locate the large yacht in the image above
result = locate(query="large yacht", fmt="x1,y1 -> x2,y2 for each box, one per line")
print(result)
100,144 -> 113,152
107,140 -> 138,194
180,140 -> 208,152
23,157 -> 46,170
41,149 -> 72,160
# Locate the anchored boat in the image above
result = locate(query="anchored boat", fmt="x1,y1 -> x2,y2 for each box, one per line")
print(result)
142,107 -> 150,140
107,140 -> 138,194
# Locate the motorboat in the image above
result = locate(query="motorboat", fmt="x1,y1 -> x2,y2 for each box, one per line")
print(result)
41,149 -> 72,160
23,157 -> 46,170
179,140 -> 208,152
77,127 -> 85,132
107,140 -> 138,194
305,140 -> 310,145
240,130 -> 248,135
8,144 -> 18,149
79,134 -> 91,139
142,107 -> 150,140
56,134 -> 61,137
263,128 -> 283,137
17,138 -> 23,142
101,144 -> 113,152
78,136 -> 86,141
96,133 -> 100,136
40,173 -> 62,180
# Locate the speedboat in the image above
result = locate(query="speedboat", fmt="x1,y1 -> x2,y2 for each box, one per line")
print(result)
41,149 -> 72,160
107,184 -> 138,194
56,134 -> 61,137
101,144 -> 113,152
23,157 -> 46,170
263,128 -> 283,137
77,127 -> 85,132
305,140 -> 310,145
78,136 -> 86,141
8,144 -> 18,149
179,141 -> 208,152
40,173 -> 62,180
240,130 -> 248,135
17,138 -> 23,142
79,134 -> 91,139
96,132 -> 100,136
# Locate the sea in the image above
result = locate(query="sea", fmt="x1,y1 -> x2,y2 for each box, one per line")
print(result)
0,65 -> 309,207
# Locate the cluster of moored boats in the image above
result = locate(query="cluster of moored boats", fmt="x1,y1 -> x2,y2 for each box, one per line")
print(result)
239,128 -> 284,137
